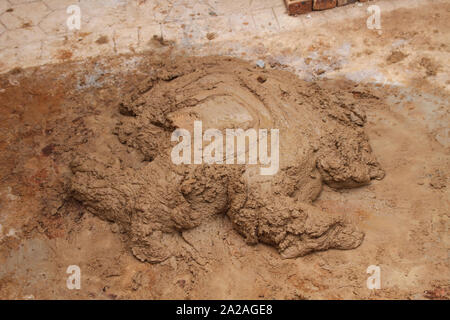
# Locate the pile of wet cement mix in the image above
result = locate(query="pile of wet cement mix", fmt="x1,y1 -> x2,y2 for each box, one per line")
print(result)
67,55 -> 384,262
0,54 -> 385,263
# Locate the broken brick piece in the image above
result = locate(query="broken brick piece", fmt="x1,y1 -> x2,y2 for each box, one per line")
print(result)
337,0 -> 357,6
313,0 -> 337,10
284,0 -> 313,16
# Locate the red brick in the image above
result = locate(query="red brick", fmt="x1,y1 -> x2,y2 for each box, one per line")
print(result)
337,0 -> 357,6
284,0 -> 313,16
313,0 -> 337,10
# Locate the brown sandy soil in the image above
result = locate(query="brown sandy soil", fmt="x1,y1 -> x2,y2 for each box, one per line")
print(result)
0,3 -> 448,299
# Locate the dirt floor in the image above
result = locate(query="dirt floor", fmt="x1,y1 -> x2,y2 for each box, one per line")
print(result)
0,2 -> 449,299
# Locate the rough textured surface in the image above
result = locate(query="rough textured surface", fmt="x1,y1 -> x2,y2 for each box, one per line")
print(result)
69,56 -> 383,262
1,1 -> 448,300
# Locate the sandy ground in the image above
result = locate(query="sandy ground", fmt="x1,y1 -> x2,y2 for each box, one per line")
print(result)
0,1 -> 449,299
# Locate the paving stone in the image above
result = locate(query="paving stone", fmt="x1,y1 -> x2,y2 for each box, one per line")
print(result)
83,15 -> 117,33
202,15 -> 233,42
10,40 -> 42,65
0,47 -> 19,73
76,30 -> 115,58
121,1 -> 159,29
164,17 -> 218,47
252,8 -> 280,34
227,13 -> 255,34
161,18 -> 215,47
39,9 -> 70,35
273,5 -> 305,31
391,0 -> 422,9
41,30 -> 116,64
339,3 -> 365,20
152,0 -> 174,24
41,36 -> 83,63
212,0 -> 252,15
79,0 -> 128,31
0,40 -> 41,73
165,1 -> 212,22
114,27 -> 139,53
181,19 -> 210,45
250,0 -> 284,10
0,11 -> 23,30
161,22 -> 184,43
0,26 -> 46,49
376,1 -> 395,11
43,0 -> 79,11
0,1 -> 50,29
79,0 -> 127,24
0,1 -> 10,15
299,7 -> 330,28
40,36 -> 70,63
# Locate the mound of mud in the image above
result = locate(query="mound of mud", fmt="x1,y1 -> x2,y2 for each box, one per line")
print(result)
70,56 -> 384,262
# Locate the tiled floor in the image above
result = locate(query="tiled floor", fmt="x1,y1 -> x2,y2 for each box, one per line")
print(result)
0,0 -> 427,74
